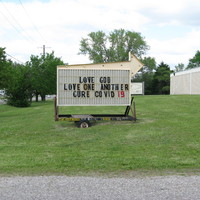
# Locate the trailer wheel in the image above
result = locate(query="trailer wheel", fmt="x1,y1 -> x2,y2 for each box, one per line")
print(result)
77,120 -> 91,128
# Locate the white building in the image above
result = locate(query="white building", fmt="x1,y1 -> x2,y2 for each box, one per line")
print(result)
170,67 -> 200,95
0,90 -> 5,96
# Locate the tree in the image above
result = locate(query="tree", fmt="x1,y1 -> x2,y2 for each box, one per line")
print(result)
1,48 -> 64,106
133,56 -> 156,94
6,63 -> 32,107
28,52 -> 64,101
187,50 -> 200,69
174,63 -> 185,72
0,47 -> 32,107
0,47 -> 11,89
153,62 -> 172,94
141,57 -> 157,73
79,29 -> 149,63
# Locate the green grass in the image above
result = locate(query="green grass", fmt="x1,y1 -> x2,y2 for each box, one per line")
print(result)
0,95 -> 200,176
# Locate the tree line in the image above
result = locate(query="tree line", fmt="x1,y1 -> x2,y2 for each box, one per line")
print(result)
0,48 -> 64,107
1,29 -> 199,107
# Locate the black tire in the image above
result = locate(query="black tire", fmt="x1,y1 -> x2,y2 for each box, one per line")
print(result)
77,120 -> 91,128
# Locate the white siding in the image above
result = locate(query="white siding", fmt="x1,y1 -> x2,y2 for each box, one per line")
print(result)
170,67 -> 200,95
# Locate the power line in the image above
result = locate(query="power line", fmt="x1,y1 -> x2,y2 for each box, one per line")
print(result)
0,4 -> 25,40
18,0 -> 47,44
0,0 -> 36,44
6,53 -> 25,64
0,1 -> 50,63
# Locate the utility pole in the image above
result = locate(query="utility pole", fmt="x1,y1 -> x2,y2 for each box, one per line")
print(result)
38,45 -> 51,56
42,45 -> 45,56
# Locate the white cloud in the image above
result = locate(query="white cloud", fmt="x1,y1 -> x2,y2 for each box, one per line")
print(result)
147,28 -> 200,66
1,0 -> 200,67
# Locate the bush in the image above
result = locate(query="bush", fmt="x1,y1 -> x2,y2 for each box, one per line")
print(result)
5,64 -> 32,107
6,92 -> 31,107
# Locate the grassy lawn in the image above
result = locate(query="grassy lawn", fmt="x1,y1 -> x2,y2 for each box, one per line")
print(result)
0,95 -> 200,176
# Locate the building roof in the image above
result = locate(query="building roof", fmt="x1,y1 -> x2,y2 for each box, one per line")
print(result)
171,67 -> 200,77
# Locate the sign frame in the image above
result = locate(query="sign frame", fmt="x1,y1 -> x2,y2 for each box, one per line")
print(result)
57,68 -> 131,106
130,82 -> 144,95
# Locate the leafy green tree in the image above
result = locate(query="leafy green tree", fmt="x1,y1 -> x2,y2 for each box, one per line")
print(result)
1,48 -> 64,106
28,52 -> 64,101
0,47 -> 11,89
153,62 -> 172,94
141,57 -> 157,73
174,63 -> 185,72
133,56 -> 156,94
79,29 -> 149,63
187,50 -> 200,69
6,63 -> 32,107
0,47 -> 31,107
28,54 -> 41,101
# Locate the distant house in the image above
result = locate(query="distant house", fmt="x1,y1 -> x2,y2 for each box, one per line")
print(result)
0,90 -> 5,96
170,67 -> 200,95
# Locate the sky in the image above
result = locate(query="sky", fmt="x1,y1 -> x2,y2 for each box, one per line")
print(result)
1,0 -> 200,69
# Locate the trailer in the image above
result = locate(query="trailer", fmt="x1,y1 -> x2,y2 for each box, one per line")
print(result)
54,53 -> 143,128
54,96 -> 136,128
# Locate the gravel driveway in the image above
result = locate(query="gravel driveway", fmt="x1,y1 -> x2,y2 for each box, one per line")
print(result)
0,175 -> 199,200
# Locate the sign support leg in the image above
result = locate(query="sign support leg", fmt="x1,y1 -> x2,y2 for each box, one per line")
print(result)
130,101 -> 136,121
54,96 -> 59,121
124,96 -> 134,116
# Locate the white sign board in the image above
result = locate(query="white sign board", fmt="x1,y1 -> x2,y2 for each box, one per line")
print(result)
130,82 -> 144,95
57,69 -> 131,106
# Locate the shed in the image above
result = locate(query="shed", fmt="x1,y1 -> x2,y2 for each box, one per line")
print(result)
170,67 -> 200,95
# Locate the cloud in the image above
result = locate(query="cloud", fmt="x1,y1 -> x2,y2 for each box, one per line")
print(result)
147,28 -> 200,66
127,0 -> 200,27
1,0 -> 200,67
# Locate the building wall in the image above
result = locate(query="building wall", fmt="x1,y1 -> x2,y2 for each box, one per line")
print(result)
170,67 -> 200,95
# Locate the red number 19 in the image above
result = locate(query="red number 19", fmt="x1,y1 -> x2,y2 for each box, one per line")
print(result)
118,91 -> 125,98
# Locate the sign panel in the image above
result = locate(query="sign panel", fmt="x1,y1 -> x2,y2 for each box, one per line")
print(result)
130,82 -> 144,95
57,69 -> 131,106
